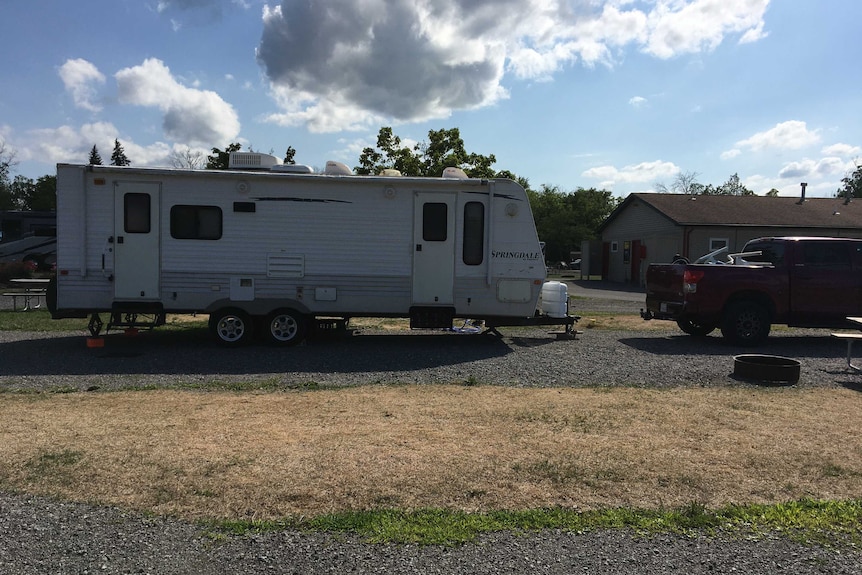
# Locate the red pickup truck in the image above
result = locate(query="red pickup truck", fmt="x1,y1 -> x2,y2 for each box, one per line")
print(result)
641,236 -> 862,345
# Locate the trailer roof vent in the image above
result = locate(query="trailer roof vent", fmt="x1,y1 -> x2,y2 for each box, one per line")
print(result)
379,168 -> 402,177
271,164 -> 314,174
228,152 -> 282,170
442,166 -> 468,179
323,160 -> 353,175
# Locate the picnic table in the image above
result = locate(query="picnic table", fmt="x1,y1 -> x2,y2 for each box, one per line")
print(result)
2,278 -> 50,311
832,316 -> 862,373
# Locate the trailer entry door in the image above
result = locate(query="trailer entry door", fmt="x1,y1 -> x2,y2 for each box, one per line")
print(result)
413,192 -> 455,305
114,182 -> 160,300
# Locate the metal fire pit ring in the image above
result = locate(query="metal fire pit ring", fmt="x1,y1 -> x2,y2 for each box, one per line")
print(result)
733,354 -> 801,384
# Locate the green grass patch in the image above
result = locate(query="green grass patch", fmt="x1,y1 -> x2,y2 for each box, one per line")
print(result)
207,498 -> 862,546
0,310 -> 88,332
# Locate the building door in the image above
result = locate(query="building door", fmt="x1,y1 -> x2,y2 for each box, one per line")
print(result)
631,240 -> 642,285
114,181 -> 160,300
412,192 -> 455,305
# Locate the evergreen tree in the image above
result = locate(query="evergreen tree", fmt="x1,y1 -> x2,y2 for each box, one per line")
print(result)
284,146 -> 296,165
88,145 -> 103,165
110,139 -> 131,166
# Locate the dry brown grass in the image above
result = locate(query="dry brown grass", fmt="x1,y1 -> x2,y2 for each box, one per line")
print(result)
2,385 -> 861,521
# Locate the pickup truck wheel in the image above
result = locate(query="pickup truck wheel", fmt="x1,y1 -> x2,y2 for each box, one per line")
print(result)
676,318 -> 716,337
209,308 -> 254,347
721,301 -> 771,346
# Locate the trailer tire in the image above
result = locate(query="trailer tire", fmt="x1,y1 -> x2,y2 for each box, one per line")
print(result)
676,318 -> 716,337
209,308 -> 254,346
264,309 -> 306,346
720,301 -> 770,346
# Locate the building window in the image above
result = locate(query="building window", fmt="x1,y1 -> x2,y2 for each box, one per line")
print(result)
463,201 -> 484,265
611,241 -> 618,253
124,193 -> 151,234
423,202 -> 448,241
709,237 -> 729,252
170,205 -> 222,240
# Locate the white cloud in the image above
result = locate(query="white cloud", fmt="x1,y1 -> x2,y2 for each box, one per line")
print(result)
721,148 -> 741,160
778,156 -> 849,180
18,121 -> 207,168
629,96 -> 647,108
822,143 -> 862,158
644,0 -> 770,59
582,160 -> 679,188
58,59 -> 106,112
256,0 -> 770,132
734,120 -> 820,152
115,58 -> 240,146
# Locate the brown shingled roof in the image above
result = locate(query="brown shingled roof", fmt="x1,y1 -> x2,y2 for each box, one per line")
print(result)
621,193 -> 862,229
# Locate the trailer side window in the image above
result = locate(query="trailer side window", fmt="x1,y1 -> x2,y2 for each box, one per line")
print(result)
423,203 -> 447,242
124,193 -> 151,234
463,201 -> 484,265
170,205 -> 222,240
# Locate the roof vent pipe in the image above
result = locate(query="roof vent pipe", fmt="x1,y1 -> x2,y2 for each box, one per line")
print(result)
798,182 -> 807,204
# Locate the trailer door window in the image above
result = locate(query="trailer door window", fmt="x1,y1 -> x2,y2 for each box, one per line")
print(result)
423,202 -> 448,242
124,193 -> 151,234
463,201 -> 484,265
170,205 -> 223,240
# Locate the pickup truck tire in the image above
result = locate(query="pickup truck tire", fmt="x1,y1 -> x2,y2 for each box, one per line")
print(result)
720,301 -> 771,346
676,318 -> 716,337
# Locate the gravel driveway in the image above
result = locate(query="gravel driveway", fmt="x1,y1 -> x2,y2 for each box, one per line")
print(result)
2,294 -> 861,574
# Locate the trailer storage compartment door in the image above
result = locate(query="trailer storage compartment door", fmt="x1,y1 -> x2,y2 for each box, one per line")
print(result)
412,192 -> 455,305
114,181 -> 160,300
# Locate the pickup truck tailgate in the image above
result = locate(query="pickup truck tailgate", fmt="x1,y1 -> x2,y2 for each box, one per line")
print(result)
644,263 -> 685,318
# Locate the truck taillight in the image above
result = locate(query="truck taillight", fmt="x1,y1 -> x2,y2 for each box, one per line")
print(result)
683,269 -> 704,293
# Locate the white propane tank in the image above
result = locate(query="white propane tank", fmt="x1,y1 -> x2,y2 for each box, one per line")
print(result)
540,281 -> 569,318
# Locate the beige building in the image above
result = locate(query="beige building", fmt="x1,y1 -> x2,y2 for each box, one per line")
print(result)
598,192 -> 862,285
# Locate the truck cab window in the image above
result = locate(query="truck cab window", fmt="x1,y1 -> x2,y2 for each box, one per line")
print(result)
744,242 -> 784,266
802,242 -> 851,267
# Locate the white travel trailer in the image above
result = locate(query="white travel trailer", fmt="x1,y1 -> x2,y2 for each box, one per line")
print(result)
49,154 -> 576,345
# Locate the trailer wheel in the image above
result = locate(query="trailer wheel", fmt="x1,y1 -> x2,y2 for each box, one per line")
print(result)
720,301 -> 771,346
676,318 -> 716,337
209,308 -> 254,346
265,309 -> 306,346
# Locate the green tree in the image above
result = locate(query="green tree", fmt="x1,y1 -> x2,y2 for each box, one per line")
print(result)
355,127 -> 422,175
0,139 -> 17,210
206,142 -> 242,169
766,188 -> 780,197
110,139 -> 131,166
838,164 -> 862,199
708,172 -> 753,195
284,146 -> 296,165
10,175 -> 56,211
527,185 -> 620,263
355,127 -> 496,177
88,145 -> 103,165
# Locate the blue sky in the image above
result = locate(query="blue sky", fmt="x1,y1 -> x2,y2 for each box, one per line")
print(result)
1,0 -> 859,198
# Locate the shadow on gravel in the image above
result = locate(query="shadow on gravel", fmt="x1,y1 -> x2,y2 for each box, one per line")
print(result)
618,333 -> 843,359
0,328 -> 561,377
